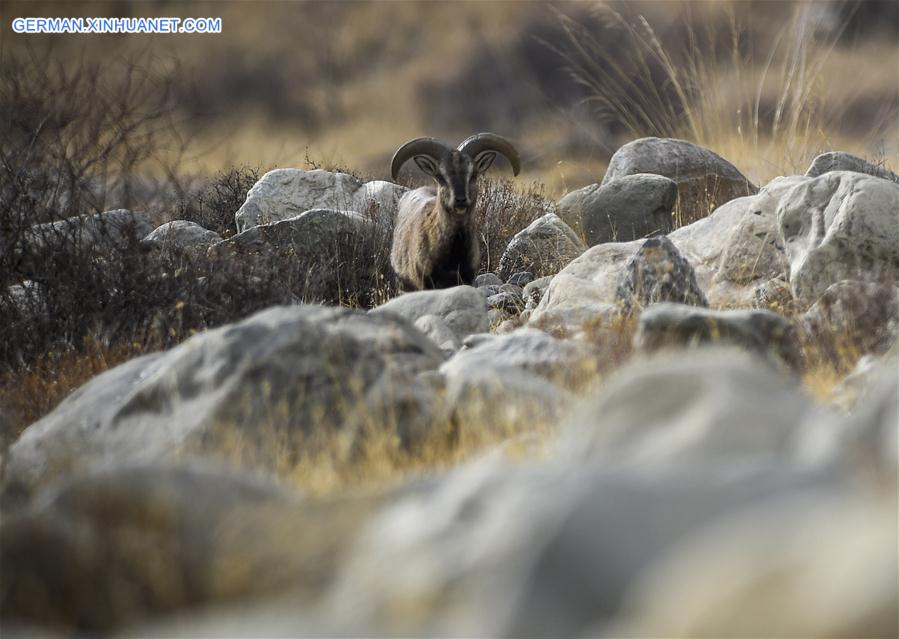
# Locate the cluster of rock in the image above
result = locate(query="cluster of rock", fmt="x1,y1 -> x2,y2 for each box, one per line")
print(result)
2,139 -> 898,636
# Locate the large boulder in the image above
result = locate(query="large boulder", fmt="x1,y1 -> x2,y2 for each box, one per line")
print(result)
528,241 -> 641,333
616,236 -> 707,314
634,302 -> 802,371
210,208 -> 377,303
371,286 -> 489,341
234,169 -> 406,232
4,305 -> 444,494
614,491 -> 897,639
141,220 -> 222,253
602,137 -> 757,225
669,175 -> 807,307
563,348 -> 820,468
496,213 -> 586,281
777,171 -> 899,307
801,280 -> 899,368
15,209 -> 153,277
559,174 -> 677,246
0,463 -> 381,633
440,328 -> 599,391
805,151 -> 899,182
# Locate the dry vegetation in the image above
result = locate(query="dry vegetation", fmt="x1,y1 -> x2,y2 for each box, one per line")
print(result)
1,0 -> 897,493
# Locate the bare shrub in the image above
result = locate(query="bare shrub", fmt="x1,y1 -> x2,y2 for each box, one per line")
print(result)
474,177 -> 555,274
178,166 -> 266,238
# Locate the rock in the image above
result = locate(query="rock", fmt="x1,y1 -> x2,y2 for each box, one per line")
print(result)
5,305 -> 444,493
802,280 -> 899,367
413,314 -> 461,352
752,277 -> 796,314
616,491 -> 897,639
616,236 -> 707,314
474,273 -> 502,288
555,184 -> 596,237
805,151 -> 899,182
140,220 -> 222,253
812,349 -> 898,472
440,327 -> 598,391
487,308 -> 508,326
500,463 -> 845,639
563,348 -> 819,468
523,276 -> 553,310
634,302 -> 802,371
499,283 -> 524,296
371,286 -> 488,341
669,175 -> 807,307
602,137 -> 757,225
486,291 -> 525,315
528,241 -> 641,333
478,284 -> 501,298
444,367 -> 576,444
777,171 -> 899,308
496,213 -> 586,281
574,174 -> 677,246
17,210 -> 153,275
0,462 -> 380,633
507,271 -> 533,287
209,208 -> 375,303
234,169 -> 406,232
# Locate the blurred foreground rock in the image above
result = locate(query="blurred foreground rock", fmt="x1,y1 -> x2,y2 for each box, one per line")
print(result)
4,305 -> 444,496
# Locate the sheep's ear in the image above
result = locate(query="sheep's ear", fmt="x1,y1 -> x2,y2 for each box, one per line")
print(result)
413,155 -> 439,176
474,151 -> 496,174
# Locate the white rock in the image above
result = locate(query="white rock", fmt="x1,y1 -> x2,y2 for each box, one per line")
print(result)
777,171 -> 899,307
371,286 -> 489,341
234,169 -> 407,232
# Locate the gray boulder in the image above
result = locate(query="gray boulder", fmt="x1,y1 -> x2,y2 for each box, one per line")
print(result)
496,213 -> 586,281
474,272 -> 503,288
634,302 -> 802,371
413,314 -> 461,352
18,209 -> 153,272
777,171 -> 899,307
564,348 -> 818,467
669,175 -> 807,307
0,463 -> 379,633
615,491 -> 897,639
234,169 -> 406,232
440,327 -> 599,391
371,286 -> 489,341
528,241 -> 641,332
805,151 -> 899,182
486,291 -> 525,316
5,305 -> 444,493
141,220 -> 222,253
564,174 -> 677,246
801,280 -> 899,366
210,208 -> 375,303
616,236 -> 707,314
506,271 -> 533,287
602,137 -> 757,224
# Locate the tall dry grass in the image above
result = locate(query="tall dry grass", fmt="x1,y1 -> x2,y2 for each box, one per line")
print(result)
556,1 -> 898,184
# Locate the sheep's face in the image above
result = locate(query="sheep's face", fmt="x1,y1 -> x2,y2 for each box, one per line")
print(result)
413,150 -> 496,217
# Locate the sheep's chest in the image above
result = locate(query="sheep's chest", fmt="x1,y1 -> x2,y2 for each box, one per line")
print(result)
428,225 -> 474,287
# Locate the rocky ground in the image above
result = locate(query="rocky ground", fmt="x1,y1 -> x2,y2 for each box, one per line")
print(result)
1,139 -> 897,637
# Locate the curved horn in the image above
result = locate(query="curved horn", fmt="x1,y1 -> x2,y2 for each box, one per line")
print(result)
457,133 -> 521,176
390,137 -> 453,180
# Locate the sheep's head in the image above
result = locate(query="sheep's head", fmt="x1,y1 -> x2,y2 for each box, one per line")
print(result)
390,133 -> 521,216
